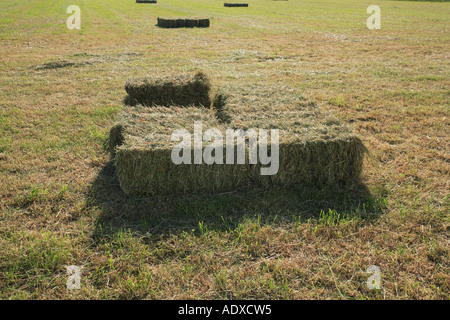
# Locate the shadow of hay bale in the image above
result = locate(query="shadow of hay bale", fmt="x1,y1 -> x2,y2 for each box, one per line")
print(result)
212,90 -> 232,124
87,160 -> 384,241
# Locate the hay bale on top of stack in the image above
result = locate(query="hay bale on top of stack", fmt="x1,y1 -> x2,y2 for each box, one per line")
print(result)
124,72 -> 211,108
110,73 -> 367,195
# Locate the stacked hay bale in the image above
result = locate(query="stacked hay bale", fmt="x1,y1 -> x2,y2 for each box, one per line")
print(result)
157,17 -> 210,28
110,74 -> 367,195
124,72 -> 211,107
224,3 -> 249,7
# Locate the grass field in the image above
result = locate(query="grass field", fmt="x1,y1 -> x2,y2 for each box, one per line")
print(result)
0,0 -> 448,299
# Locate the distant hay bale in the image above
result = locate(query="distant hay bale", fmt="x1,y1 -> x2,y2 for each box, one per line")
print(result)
124,72 -> 212,107
176,18 -> 186,28
157,18 -> 174,28
136,0 -> 157,3
110,98 -> 367,195
185,18 -> 199,28
224,3 -> 249,7
198,18 -> 210,28
157,17 -> 210,28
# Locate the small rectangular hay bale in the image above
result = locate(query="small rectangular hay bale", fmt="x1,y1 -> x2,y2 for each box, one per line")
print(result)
176,19 -> 186,28
124,72 -> 211,107
224,3 -> 249,7
198,18 -> 210,28
157,17 -> 174,28
157,17 -> 210,28
224,100 -> 367,186
185,19 -> 199,28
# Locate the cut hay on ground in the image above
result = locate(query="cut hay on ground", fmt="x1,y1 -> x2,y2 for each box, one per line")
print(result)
157,17 -> 210,28
124,72 -> 211,107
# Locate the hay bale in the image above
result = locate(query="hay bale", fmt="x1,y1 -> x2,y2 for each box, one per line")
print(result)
136,0 -> 157,3
111,98 -> 367,195
176,19 -> 186,28
185,19 -> 199,28
157,17 -> 210,28
112,106 -> 247,195
198,18 -> 210,28
124,72 -> 211,107
157,18 -> 177,28
223,97 -> 367,187
224,3 -> 249,7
